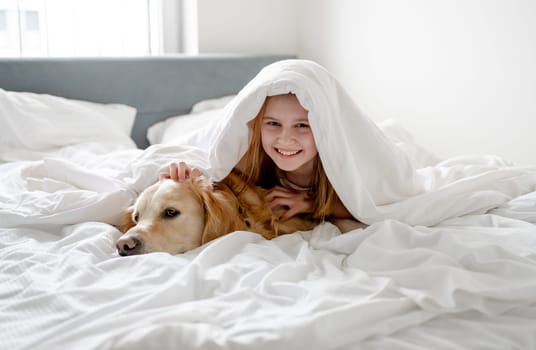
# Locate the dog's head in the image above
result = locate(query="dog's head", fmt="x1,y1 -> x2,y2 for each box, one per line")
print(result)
116,177 -> 241,256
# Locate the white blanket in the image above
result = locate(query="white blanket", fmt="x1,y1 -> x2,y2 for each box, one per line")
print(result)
2,59 -> 536,349
2,195 -> 536,349
198,59 -> 536,225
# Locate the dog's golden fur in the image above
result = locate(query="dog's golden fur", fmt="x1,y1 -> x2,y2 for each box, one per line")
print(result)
116,172 -> 325,255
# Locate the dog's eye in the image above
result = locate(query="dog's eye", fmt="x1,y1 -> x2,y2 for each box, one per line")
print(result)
164,208 -> 180,218
133,213 -> 139,223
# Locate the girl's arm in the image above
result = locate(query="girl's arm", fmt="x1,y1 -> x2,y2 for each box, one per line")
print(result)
265,186 -> 313,220
266,188 -> 355,221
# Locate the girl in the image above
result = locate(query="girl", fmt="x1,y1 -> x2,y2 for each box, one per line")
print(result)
162,92 -> 353,221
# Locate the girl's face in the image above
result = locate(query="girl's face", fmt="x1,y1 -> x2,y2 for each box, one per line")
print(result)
260,94 -> 318,174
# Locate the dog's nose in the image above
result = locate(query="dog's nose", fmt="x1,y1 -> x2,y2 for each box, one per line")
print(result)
116,236 -> 143,256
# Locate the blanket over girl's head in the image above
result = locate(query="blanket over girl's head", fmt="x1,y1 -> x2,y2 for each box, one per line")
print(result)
194,59 -> 536,226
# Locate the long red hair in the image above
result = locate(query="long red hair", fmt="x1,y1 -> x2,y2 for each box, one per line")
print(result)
234,94 -> 337,221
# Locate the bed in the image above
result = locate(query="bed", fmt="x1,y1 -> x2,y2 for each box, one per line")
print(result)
2,55 -> 536,350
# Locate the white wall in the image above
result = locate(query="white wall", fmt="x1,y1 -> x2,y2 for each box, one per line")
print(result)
297,0 -> 536,165
195,0 -> 536,165
196,0 -> 297,55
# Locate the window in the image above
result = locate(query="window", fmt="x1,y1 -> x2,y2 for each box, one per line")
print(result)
0,0 -> 173,57
0,10 -> 6,31
23,10 -> 38,31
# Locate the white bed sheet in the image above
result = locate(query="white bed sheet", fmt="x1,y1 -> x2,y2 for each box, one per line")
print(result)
1,140 -> 536,350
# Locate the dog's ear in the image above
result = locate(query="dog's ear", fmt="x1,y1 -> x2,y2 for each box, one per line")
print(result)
198,185 -> 242,245
118,206 -> 136,233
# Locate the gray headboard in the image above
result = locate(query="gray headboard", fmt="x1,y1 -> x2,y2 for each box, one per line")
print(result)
0,55 -> 294,148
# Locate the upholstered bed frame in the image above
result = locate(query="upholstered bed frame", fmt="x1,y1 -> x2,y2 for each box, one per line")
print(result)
0,55 -> 293,148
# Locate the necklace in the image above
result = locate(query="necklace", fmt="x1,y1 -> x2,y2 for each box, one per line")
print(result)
277,169 -> 313,192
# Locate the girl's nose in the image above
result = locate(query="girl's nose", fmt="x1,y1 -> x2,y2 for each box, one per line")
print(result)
278,128 -> 295,144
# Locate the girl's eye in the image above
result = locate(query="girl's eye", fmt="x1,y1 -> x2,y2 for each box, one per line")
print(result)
266,121 -> 280,127
295,123 -> 310,128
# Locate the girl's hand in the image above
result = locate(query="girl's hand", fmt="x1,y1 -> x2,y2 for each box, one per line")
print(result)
265,186 -> 313,220
160,161 -> 202,182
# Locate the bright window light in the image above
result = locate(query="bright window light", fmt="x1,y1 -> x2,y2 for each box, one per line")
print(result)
0,10 -> 7,30
0,0 -> 166,57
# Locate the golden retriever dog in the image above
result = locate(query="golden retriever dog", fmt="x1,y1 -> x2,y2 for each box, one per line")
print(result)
116,171 -> 332,256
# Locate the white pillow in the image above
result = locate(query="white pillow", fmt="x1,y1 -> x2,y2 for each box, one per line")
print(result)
147,108 -> 224,145
147,95 -> 235,145
0,88 -> 137,161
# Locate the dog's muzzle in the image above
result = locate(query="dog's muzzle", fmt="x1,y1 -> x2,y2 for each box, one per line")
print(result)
116,235 -> 143,256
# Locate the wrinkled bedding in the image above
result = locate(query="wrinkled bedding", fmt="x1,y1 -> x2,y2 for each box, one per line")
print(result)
2,59 -> 536,349
1,141 -> 536,349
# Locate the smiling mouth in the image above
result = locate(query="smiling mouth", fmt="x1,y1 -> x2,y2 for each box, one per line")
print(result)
276,148 -> 301,156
